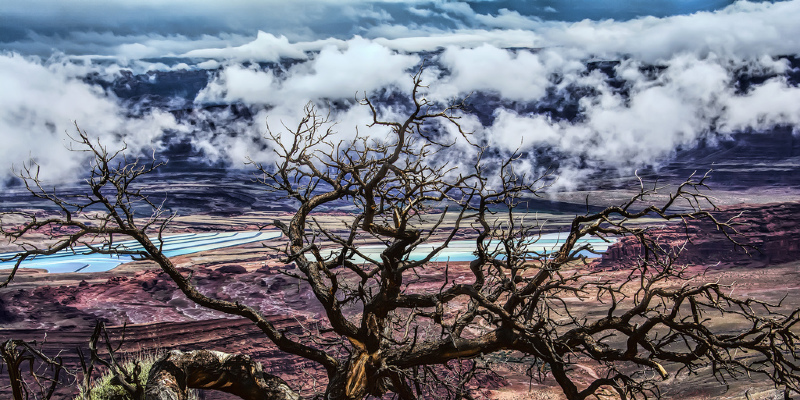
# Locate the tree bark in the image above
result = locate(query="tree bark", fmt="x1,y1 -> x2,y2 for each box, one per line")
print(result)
1,341 -> 25,400
145,349 -> 301,400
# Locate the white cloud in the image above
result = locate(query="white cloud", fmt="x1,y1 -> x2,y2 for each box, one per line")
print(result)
0,53 -> 181,184
532,0 -> 800,62
0,31 -> 255,60
369,1 -> 800,61
343,5 -> 394,22
408,7 -> 434,18
4,0 -> 800,64
196,65 -> 278,105
479,52 -> 800,185
371,29 -> 541,52
429,44 -> 584,102
184,98 -> 404,168
721,78 -> 800,132
473,9 -> 541,30
3,1 -> 800,190
182,32 -> 309,62
196,37 -> 419,106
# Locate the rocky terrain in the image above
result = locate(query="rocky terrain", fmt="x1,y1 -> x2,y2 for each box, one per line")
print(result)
0,261 -> 514,399
600,201 -> 800,268
1,201 -> 799,399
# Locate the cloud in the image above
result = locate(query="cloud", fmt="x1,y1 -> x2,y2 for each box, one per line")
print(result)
183,95 -> 404,168
185,37 -> 421,166
0,0 -> 752,54
182,32 -> 310,62
368,1 -> 800,61
0,31 -> 256,61
476,51 -> 800,189
473,9 -> 541,29
186,42 -> 800,189
532,0 -> 800,62
408,6 -> 435,18
2,1 -> 800,191
720,77 -> 800,132
0,0 -> 438,53
196,37 -> 419,106
5,1 -> 798,63
429,45 -> 584,101
369,29 -> 539,52
0,53 -> 181,185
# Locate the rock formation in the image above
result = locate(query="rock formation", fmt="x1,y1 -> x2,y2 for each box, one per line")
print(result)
599,202 -> 800,268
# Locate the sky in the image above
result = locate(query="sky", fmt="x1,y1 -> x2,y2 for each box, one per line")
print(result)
1,0 -> 799,189
0,0 -> 744,47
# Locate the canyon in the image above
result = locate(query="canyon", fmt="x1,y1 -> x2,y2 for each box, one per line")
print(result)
1,200 -> 799,399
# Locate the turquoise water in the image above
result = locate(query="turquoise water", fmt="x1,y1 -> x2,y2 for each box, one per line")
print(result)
321,233 -> 615,263
0,231 -> 282,273
0,231 -> 614,273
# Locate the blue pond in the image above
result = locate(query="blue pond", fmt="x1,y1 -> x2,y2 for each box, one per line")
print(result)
0,231 -> 614,273
0,231 -> 282,273
321,233 -> 615,263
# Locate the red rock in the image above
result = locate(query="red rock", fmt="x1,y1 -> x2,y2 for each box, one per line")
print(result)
599,202 -> 800,268
216,265 -> 246,274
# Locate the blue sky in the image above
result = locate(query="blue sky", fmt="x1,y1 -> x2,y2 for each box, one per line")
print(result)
0,0 -> 765,54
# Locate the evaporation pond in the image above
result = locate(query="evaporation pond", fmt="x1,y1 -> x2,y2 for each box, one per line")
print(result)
1,231 -> 615,273
321,233 -> 615,263
0,231 -> 282,273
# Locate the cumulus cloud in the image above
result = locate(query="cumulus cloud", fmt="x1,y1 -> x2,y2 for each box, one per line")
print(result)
0,31 -> 255,59
408,7 -> 435,18
6,1 -> 798,63
183,95 -> 404,169
532,1 -> 800,62
369,1 -> 800,61
721,77 -> 800,132
370,29 -> 540,52
0,0 -> 747,53
2,1 -> 800,190
429,45 -> 585,101
186,38 -> 800,186
185,37 -> 421,166
477,51 -> 800,189
196,37 -> 419,106
0,53 -> 181,185
0,1 -> 371,44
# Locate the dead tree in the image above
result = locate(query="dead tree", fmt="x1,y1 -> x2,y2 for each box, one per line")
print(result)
75,321 -> 294,400
145,350 -> 298,400
76,322 -> 148,400
1,70 -> 799,399
1,339 -> 68,400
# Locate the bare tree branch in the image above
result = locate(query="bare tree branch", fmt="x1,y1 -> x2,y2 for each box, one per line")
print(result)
2,71 -> 798,400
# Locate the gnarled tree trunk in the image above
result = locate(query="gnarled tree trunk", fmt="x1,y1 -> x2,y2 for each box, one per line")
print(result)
145,349 -> 301,400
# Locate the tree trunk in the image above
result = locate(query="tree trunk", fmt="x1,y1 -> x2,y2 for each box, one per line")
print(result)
323,351 -> 395,400
1,341 -> 25,400
145,349 -> 301,400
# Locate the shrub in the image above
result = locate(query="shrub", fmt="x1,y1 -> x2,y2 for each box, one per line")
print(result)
75,352 -> 198,400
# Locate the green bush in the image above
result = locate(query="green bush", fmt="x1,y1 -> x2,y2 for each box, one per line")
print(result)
75,355 -> 154,400
75,353 -> 199,400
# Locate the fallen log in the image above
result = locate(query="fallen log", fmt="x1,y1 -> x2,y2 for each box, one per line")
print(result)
145,349 -> 300,400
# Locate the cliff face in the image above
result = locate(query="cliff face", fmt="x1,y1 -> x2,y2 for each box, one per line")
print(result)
599,202 -> 800,268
